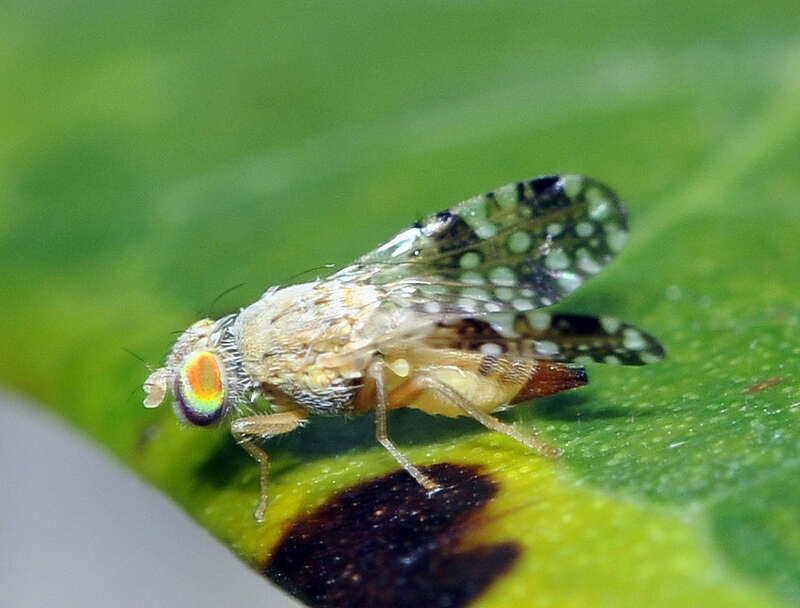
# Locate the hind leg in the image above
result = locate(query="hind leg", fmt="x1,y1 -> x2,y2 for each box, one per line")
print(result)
390,371 -> 561,459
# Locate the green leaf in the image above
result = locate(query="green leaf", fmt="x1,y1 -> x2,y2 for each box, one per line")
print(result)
2,2 -> 799,606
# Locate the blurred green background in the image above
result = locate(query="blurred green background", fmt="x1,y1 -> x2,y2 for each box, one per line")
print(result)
2,2 -> 800,607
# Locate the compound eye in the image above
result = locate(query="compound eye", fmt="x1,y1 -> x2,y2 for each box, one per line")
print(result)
175,351 -> 225,425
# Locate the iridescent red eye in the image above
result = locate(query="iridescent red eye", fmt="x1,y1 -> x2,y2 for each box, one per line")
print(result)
174,351 -> 225,425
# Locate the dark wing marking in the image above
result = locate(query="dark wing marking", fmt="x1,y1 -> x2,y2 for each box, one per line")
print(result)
334,175 -> 629,316
424,313 -> 664,366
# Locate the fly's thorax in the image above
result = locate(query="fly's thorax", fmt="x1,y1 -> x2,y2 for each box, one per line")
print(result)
142,315 -> 253,425
231,280 -> 389,413
233,281 -> 384,380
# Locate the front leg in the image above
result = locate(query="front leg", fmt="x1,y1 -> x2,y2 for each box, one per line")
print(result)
231,410 -> 308,522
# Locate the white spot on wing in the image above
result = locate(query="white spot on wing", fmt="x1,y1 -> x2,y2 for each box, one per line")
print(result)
546,223 -> 563,237
489,266 -> 516,286
494,184 -> 517,209
459,197 -> 488,223
488,313 -> 519,337
605,225 -> 628,253
423,301 -> 442,314
576,221 -> 594,237
563,174 -> 583,198
475,222 -> 497,239
456,298 -> 478,313
577,249 -> 602,274
587,188 -> 611,220
526,311 -> 552,330
535,340 -> 560,356
545,249 -> 570,271
460,271 -> 485,285
600,317 -> 621,333
459,252 -> 481,269
419,282 -> 448,298
507,230 -> 532,253
512,298 -> 534,311
556,271 -> 582,292
623,328 -> 647,350
494,287 -> 514,301
480,343 -> 503,357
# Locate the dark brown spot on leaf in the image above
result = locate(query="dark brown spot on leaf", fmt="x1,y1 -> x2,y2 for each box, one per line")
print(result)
746,376 -> 784,393
265,463 -> 519,608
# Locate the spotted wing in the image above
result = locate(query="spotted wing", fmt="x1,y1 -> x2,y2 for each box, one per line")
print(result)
334,175 -> 629,316
426,313 -> 665,366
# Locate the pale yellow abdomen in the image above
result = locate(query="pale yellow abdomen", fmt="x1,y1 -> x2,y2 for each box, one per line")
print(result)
382,345 -> 532,417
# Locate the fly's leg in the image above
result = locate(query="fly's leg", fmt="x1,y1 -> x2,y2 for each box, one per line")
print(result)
368,360 -> 441,494
396,372 -> 561,458
231,410 -> 308,522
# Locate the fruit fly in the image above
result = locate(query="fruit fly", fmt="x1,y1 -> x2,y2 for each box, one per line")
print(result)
144,174 -> 664,521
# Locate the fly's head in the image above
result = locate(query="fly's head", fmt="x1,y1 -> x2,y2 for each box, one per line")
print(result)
143,315 -> 252,426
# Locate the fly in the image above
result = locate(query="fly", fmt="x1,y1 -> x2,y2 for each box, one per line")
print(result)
143,174 -> 664,521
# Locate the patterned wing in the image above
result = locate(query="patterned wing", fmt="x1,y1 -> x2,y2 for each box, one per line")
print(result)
334,175 -> 629,316
425,313 -> 665,366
